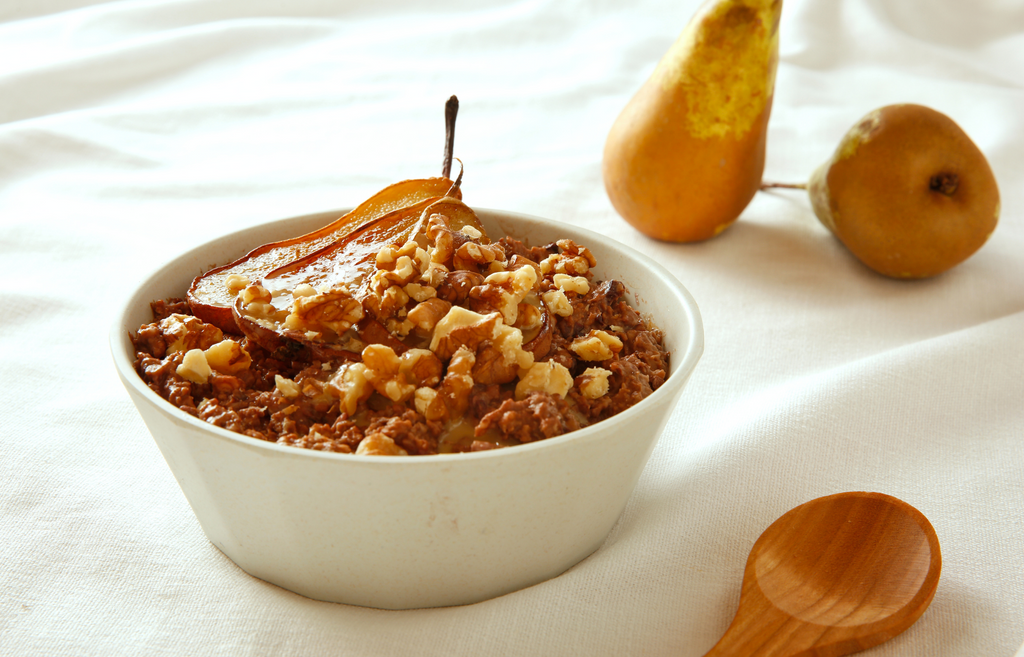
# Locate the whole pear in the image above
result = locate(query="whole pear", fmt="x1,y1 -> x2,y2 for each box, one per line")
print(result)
808,104 -> 1000,279
603,0 -> 782,242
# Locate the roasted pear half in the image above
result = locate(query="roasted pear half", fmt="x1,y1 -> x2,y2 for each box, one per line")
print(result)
187,176 -> 460,332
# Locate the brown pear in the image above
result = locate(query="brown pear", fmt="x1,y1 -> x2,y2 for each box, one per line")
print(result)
603,0 -> 782,242
808,104 -> 1000,279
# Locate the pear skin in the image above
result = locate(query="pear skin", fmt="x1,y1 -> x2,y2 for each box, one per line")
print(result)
603,0 -> 782,242
808,104 -> 1000,279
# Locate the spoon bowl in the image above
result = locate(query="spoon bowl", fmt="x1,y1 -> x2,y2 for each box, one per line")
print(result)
705,491 -> 941,657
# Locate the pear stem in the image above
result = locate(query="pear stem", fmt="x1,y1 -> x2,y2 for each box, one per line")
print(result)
442,95 -> 459,179
759,181 -> 808,191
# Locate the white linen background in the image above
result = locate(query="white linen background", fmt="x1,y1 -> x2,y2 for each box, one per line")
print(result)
1,0 -> 1022,655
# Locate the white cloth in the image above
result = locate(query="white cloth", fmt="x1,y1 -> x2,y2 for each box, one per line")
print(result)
2,0 -> 1022,655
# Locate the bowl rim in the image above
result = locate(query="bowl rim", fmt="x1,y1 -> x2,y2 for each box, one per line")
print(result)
110,206 -> 704,464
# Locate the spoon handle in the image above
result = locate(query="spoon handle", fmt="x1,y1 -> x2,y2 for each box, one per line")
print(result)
701,595 -> 798,657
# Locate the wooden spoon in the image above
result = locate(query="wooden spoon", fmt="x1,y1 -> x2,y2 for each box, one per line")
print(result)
704,491 -> 941,657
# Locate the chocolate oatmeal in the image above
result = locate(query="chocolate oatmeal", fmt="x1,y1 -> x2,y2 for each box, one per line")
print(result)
132,203 -> 669,455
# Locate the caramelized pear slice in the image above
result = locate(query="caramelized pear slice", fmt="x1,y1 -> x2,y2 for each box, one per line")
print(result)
234,196 -> 487,360
188,176 -> 460,332
417,195 -> 491,245
522,308 -> 552,360
231,298 -> 401,364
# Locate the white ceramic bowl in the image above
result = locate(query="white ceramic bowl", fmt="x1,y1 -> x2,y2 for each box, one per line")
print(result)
110,208 -> 703,609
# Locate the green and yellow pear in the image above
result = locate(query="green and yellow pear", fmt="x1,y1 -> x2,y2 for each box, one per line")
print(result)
806,104 -> 1000,278
603,0 -> 782,242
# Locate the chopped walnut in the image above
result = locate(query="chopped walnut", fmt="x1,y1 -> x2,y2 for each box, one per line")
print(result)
540,240 -> 597,277
420,261 -> 449,288
514,302 -> 543,331
541,289 -> 573,317
553,273 -> 590,295
224,274 -> 249,293
407,297 -> 452,336
436,270 -> 484,304
404,283 -> 436,303
367,241 -> 430,322
356,433 -> 408,456
460,224 -> 483,240
493,324 -> 535,371
326,361 -> 372,416
577,367 -> 612,399
361,344 -> 414,402
159,314 -> 224,354
366,280 -> 412,321
507,254 -> 542,278
426,213 -> 458,265
275,374 -> 301,399
240,284 -> 271,305
472,344 -> 518,385
400,348 -> 444,388
414,386 -> 446,421
176,348 -> 212,384
453,241 -> 506,272
570,330 -> 624,361
515,360 -> 573,399
441,345 -> 475,417
239,284 -> 278,320
470,266 -> 538,325
385,317 -> 414,338
362,345 -> 444,403
282,285 -> 364,335
375,241 -> 430,285
204,339 -> 252,374
429,306 -> 502,360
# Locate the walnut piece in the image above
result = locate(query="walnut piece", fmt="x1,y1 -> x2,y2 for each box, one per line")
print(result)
275,374 -> 301,399
426,214 -> 458,265
540,240 -> 597,277
407,297 -> 452,336
356,433 -> 408,456
158,314 -> 224,355
414,387 -> 446,421
570,330 -> 624,362
515,360 -> 573,399
460,224 -> 483,240
376,285 -> 411,320
429,307 -> 502,360
362,345 -> 444,402
436,269 -> 484,304
404,283 -> 436,303
224,274 -> 249,293
553,273 -> 590,295
176,348 -> 212,384
375,241 -> 430,286
204,338 -> 252,374
541,289 -> 573,317
577,367 -> 612,399
400,348 -> 444,388
367,241 -> 430,322
240,284 -> 271,305
282,285 -> 364,335
514,302 -> 543,331
471,266 -> 538,325
420,261 -> 449,288
454,241 -> 505,272
239,285 -> 278,321
327,361 -> 372,416
441,345 -> 476,417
